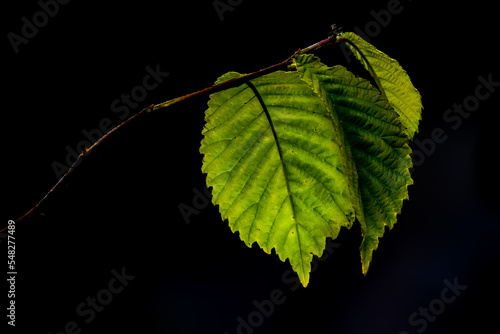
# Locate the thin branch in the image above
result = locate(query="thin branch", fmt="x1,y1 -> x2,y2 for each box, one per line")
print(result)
5,105 -> 153,231
2,34 -> 337,233
151,36 -> 336,112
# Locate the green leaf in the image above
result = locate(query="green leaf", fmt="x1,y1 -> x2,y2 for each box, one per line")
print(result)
341,31 -> 423,139
200,70 -> 356,287
200,53 -> 415,286
293,54 -> 413,274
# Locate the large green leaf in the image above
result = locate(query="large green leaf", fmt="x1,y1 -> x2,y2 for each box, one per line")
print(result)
200,70 -> 356,287
341,32 -> 423,139
200,53 -> 414,286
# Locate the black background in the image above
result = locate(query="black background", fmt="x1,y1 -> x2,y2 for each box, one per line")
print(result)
3,0 -> 499,333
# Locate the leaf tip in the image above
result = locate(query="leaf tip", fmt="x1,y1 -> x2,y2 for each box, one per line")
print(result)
298,272 -> 310,288
361,261 -> 371,276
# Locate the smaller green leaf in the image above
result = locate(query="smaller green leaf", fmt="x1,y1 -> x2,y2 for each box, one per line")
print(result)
294,53 -> 414,275
341,32 -> 423,139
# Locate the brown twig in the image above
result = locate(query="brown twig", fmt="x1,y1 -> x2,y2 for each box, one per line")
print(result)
2,34 -> 337,233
